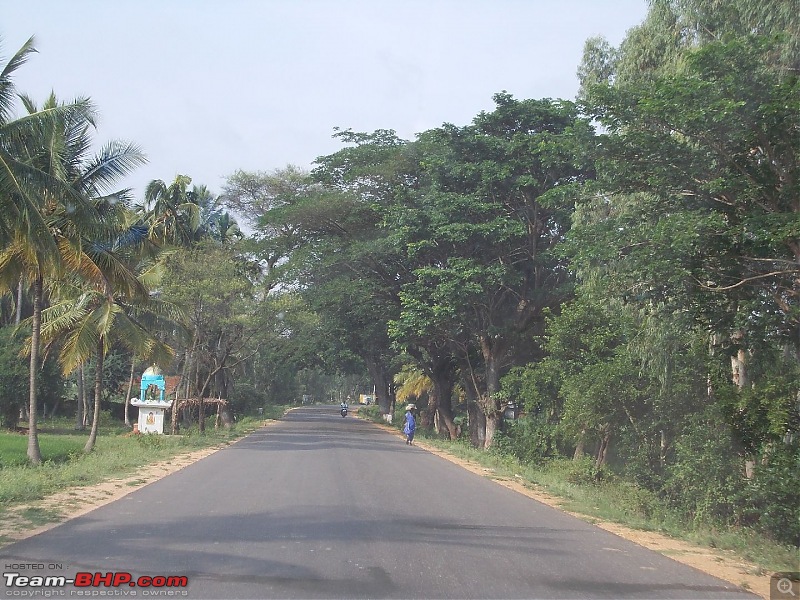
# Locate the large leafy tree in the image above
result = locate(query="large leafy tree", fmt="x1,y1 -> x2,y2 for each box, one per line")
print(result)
578,0 -> 799,95
303,130 -> 416,415
565,0 -> 800,478
391,94 -> 595,447
225,135 -> 412,416
221,166 -> 311,285
579,35 -> 799,446
600,37 -> 796,314
158,240 -> 257,433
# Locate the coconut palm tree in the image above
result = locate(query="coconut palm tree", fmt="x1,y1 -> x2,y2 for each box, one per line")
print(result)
187,184 -> 242,244
3,90 -> 145,463
138,175 -> 201,247
0,38 -> 102,463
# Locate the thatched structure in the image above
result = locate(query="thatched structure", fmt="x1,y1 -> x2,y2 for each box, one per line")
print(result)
175,397 -> 228,410
174,397 -> 230,428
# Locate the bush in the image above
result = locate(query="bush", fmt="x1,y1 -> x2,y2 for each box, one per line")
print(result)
743,442 -> 800,546
564,456 -> 612,485
228,382 -> 269,416
614,427 -> 666,492
357,404 -> 383,422
494,415 -> 557,463
662,414 -> 745,527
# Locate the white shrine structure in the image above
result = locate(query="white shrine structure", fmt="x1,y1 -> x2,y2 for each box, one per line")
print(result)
130,365 -> 173,434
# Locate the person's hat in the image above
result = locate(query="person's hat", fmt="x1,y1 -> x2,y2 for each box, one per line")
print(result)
406,403 -> 416,410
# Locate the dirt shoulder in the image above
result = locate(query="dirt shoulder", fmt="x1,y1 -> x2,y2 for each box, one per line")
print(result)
0,442 -> 229,546
0,415 -> 771,599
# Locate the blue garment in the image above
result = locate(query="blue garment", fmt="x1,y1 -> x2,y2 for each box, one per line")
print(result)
403,411 -> 416,433
403,411 -> 416,440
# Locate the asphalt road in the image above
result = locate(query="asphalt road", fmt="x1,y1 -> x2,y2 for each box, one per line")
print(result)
1,406 -> 758,599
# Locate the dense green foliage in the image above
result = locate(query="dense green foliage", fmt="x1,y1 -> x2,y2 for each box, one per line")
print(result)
0,328 -> 30,428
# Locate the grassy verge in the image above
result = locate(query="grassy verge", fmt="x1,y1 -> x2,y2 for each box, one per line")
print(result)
0,405 -> 289,509
358,405 -> 798,574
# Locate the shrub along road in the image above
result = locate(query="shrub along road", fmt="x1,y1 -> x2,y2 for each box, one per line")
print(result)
0,406 -> 757,599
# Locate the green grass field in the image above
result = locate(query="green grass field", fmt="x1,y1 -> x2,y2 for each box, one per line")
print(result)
0,432 -> 85,467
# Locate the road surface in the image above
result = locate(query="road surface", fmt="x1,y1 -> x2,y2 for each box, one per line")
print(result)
1,406 -> 758,599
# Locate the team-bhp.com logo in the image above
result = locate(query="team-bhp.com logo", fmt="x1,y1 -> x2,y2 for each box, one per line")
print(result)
4,571 -> 189,596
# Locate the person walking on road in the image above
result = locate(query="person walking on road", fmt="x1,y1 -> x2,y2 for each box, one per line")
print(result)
403,404 -> 416,445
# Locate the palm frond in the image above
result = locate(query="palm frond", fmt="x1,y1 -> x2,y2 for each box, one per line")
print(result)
0,35 -> 37,125
113,224 -> 151,252
38,293 -> 92,343
394,367 -> 433,402
136,261 -> 167,290
83,243 -> 148,301
59,308 -> 104,375
0,152 -> 59,257
57,237 -> 104,289
78,140 -> 147,196
111,311 -> 174,367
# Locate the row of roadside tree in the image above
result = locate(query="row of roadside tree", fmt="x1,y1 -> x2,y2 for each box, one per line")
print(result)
222,0 -> 798,546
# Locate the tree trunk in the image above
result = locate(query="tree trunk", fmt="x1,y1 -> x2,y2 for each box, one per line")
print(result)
84,338 -> 105,453
595,425 -> 612,469
172,348 -> 193,434
15,279 -> 23,325
479,333 -> 506,449
220,406 -> 234,428
573,429 -> 586,460
731,348 -> 748,389
419,387 -> 437,430
467,402 -> 485,449
485,412 -> 501,449
74,363 -> 85,430
459,360 -> 484,448
216,369 -> 228,402
27,275 -> 43,465
198,371 -> 206,434
81,365 -> 89,428
365,358 -> 394,416
731,331 -> 756,478
430,359 -> 458,440
199,397 -> 207,433
197,364 -> 220,435
124,356 -> 135,427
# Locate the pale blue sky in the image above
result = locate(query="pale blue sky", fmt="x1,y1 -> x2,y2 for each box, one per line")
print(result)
3,0 -> 648,199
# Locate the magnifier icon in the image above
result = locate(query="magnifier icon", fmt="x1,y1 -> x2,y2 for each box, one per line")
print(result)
778,577 -> 797,597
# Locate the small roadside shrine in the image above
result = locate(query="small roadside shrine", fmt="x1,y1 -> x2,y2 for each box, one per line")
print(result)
130,365 -> 173,434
